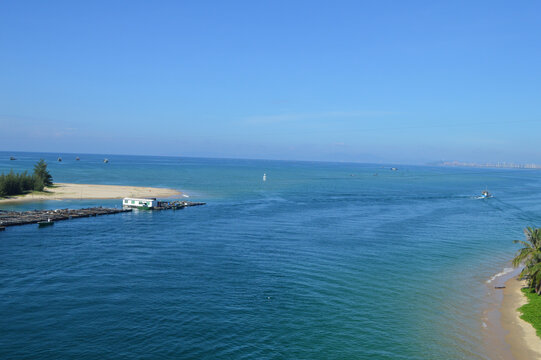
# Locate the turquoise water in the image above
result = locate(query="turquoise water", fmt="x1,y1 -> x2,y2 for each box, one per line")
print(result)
1,152 -> 538,359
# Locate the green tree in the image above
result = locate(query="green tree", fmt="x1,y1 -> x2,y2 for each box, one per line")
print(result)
0,161 -> 51,198
3,170 -> 22,195
19,171 -> 33,190
33,176 -> 44,191
513,227 -> 541,295
33,159 -> 53,186
0,174 -> 5,197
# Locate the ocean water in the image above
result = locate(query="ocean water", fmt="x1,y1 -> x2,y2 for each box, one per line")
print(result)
1,152 -> 539,359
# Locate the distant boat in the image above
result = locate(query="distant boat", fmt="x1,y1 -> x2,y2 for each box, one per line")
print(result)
9,156 -> 16,160
75,157 -> 80,161
263,173 -> 267,181
38,219 -> 54,227
58,157 -> 62,162
480,190 -> 492,199
390,167 -> 398,171
103,158 -> 109,163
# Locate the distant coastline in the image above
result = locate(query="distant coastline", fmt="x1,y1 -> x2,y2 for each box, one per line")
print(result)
0,183 -> 181,204
436,161 -> 541,169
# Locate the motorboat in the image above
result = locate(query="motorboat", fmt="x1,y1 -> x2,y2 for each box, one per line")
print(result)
480,190 -> 492,199
38,219 -> 54,227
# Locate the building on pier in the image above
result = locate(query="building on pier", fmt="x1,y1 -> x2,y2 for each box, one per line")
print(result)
122,198 -> 157,209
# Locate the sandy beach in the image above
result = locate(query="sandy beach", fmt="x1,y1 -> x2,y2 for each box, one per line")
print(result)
498,277 -> 541,360
0,183 -> 181,204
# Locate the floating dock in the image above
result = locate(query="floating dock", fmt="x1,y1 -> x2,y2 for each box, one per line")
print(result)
122,198 -> 206,210
0,207 -> 130,228
0,201 -> 206,229
154,200 -> 206,210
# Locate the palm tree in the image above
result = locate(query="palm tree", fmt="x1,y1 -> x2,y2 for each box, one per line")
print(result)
513,227 -> 541,294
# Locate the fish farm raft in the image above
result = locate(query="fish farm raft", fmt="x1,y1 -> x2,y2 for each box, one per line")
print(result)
0,201 -> 206,230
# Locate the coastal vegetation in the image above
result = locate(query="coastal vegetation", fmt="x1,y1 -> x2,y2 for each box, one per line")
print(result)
34,159 -> 53,187
0,159 -> 53,197
512,227 -> 541,295
518,288 -> 541,337
513,227 -> 541,337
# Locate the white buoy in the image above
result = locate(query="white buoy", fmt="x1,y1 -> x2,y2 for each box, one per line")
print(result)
263,173 -> 267,181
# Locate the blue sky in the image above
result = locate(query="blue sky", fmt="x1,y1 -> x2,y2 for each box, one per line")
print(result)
1,1 -> 540,164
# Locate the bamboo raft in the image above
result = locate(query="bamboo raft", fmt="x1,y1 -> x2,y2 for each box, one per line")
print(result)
0,201 -> 206,229
154,200 -> 206,210
0,207 -> 131,228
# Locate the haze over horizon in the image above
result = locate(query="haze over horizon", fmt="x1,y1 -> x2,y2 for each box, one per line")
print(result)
1,1 -> 540,164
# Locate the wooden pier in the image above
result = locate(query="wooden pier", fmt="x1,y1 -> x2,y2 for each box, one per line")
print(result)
0,201 -> 206,229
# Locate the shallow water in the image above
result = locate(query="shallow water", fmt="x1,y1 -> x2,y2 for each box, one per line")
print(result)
0,152 -> 537,359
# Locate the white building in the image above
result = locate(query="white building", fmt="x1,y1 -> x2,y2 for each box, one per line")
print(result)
123,197 -> 158,209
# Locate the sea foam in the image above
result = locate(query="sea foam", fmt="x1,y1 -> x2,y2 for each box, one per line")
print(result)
486,267 -> 514,284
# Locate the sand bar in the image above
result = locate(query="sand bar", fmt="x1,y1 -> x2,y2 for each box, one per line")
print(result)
0,183 -> 181,204
498,276 -> 541,360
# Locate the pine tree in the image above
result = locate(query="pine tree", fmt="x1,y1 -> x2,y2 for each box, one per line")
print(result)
33,176 -> 45,191
33,159 -> 53,186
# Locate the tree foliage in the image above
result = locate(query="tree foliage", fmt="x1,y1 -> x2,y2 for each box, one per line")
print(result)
513,227 -> 541,295
0,160 -> 53,197
33,159 -> 53,186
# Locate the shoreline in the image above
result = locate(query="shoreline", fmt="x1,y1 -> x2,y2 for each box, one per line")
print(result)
484,274 -> 541,360
499,276 -> 541,359
0,183 -> 181,204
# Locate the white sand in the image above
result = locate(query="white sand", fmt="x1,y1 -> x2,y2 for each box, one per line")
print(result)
0,183 -> 181,203
499,277 -> 541,359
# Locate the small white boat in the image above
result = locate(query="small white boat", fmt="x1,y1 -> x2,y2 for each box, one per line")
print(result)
480,190 -> 492,199
38,218 -> 54,228
103,158 -> 109,163
263,173 -> 267,182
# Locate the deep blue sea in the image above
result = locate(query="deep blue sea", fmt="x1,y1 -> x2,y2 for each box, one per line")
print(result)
1,151 -> 538,359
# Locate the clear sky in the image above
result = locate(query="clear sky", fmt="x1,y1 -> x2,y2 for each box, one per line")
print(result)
1,1 -> 540,164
